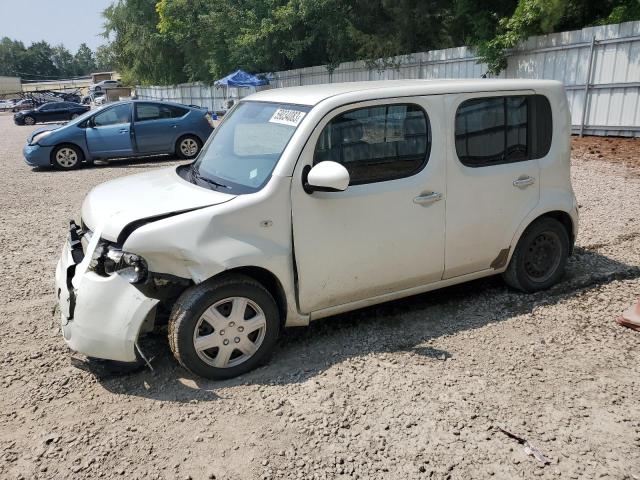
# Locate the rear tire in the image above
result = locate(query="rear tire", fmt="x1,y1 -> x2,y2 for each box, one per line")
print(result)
168,274 -> 280,380
503,217 -> 569,292
52,145 -> 83,170
71,113 -> 80,120
176,135 -> 202,160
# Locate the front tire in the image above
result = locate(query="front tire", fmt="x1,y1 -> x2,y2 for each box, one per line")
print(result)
176,135 -> 202,160
503,217 -> 570,292
168,274 -> 281,380
23,115 -> 35,126
52,145 -> 83,170
71,113 -> 80,120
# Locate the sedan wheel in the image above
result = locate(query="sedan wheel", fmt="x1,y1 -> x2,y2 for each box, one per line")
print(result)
53,146 -> 82,170
23,116 -> 35,126
71,113 -> 80,119
177,136 -> 201,159
169,274 -> 280,379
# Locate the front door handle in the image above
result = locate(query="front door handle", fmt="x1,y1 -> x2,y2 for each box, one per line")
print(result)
413,192 -> 443,205
119,128 -> 128,134
513,176 -> 535,188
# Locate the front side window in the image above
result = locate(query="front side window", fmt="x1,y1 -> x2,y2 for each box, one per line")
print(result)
314,104 -> 430,185
455,94 -> 552,167
192,101 -> 310,193
93,103 -> 131,127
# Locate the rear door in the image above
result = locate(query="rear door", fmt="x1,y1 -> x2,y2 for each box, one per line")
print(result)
85,103 -> 133,157
133,103 -> 187,154
443,92 -> 550,278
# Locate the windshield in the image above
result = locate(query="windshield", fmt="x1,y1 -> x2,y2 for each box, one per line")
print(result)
192,101 -> 310,193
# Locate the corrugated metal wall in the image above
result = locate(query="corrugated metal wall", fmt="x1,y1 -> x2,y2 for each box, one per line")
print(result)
137,20 -> 640,137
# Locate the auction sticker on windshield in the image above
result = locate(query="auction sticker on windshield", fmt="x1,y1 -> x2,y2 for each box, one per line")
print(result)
269,108 -> 306,127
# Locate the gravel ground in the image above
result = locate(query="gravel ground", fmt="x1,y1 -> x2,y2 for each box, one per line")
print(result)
0,113 -> 639,480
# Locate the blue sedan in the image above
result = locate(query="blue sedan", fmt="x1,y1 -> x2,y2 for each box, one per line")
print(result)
23,100 -> 215,169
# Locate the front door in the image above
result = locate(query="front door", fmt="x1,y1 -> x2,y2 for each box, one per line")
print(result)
37,103 -> 61,122
443,92 -> 542,279
292,97 -> 446,313
86,103 -> 133,157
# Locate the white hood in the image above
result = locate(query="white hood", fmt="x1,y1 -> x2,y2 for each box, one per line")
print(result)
81,167 -> 235,241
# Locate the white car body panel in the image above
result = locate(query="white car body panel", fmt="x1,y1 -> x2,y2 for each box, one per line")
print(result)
81,167 -> 235,241
54,79 -> 577,363
291,96 -> 446,312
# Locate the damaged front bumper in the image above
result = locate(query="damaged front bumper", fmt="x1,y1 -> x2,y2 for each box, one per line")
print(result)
55,221 -> 159,362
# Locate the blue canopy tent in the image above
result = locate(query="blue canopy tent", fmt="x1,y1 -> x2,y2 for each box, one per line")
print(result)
214,70 -> 269,111
214,69 -> 269,87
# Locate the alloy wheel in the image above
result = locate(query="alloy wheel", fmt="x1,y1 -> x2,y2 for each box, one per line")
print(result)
180,138 -> 199,157
24,116 -> 35,125
193,297 -> 267,368
56,147 -> 79,168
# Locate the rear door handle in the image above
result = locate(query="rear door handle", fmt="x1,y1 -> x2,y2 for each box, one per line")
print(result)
119,128 -> 128,134
513,176 -> 535,188
413,192 -> 443,205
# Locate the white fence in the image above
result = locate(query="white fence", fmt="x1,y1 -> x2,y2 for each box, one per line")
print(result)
137,20 -> 640,137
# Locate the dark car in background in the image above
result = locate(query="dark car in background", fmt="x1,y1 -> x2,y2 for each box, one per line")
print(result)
23,100 -> 215,169
14,102 -> 90,126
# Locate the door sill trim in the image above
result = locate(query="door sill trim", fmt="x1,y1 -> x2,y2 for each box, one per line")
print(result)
308,268 -> 496,321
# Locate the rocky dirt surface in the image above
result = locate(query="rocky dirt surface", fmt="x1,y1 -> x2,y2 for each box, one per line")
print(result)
0,113 -> 639,480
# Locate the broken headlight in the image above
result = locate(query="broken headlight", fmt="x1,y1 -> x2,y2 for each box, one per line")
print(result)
89,241 -> 148,284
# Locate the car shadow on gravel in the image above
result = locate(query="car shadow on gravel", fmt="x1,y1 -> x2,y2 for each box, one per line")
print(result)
87,246 -> 639,402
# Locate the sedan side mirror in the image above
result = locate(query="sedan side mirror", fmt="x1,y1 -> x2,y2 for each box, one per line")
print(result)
303,161 -> 350,194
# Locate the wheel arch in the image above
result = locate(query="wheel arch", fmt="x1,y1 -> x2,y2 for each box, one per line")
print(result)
174,132 -> 204,153
509,209 -> 576,264
49,142 -> 87,166
212,266 -> 289,327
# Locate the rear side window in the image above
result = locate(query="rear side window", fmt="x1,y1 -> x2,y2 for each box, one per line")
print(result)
135,103 -> 189,121
314,104 -> 431,185
168,105 -> 189,118
455,95 -> 552,167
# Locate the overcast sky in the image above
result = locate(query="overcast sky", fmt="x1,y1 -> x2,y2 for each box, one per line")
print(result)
0,0 -> 115,52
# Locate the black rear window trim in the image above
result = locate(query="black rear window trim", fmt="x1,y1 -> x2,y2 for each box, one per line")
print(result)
454,94 -> 552,169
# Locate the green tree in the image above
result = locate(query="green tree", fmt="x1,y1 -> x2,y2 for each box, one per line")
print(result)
52,45 -> 77,77
95,44 -> 116,72
22,41 -> 58,78
100,0 -> 640,84
0,37 -> 27,77
74,43 -> 97,74
103,0 -> 187,85
475,0 -> 640,74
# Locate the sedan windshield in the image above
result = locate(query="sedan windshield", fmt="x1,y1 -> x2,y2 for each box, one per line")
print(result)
192,101 -> 310,193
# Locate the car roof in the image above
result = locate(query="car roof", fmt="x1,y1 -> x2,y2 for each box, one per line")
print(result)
246,79 -> 565,106
106,99 -> 197,109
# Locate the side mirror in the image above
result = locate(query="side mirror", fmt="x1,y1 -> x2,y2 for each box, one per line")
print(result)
303,161 -> 350,194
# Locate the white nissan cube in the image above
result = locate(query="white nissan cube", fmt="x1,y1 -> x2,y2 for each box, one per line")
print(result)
55,79 -> 578,379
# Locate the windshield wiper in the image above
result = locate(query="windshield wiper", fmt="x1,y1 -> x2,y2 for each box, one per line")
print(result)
190,164 -> 230,190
